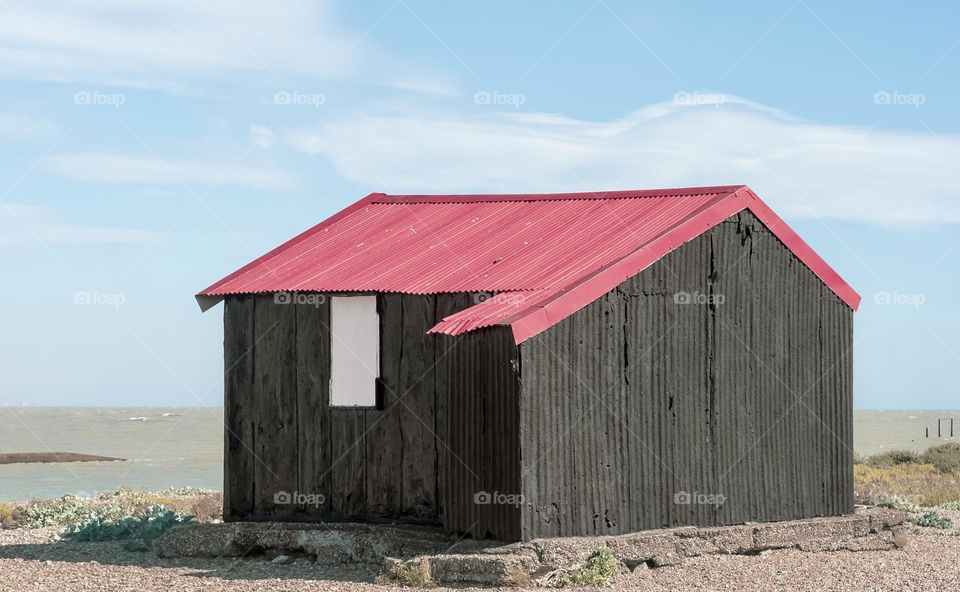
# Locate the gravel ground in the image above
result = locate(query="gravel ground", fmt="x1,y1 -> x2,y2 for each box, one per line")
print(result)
1,520 -> 958,591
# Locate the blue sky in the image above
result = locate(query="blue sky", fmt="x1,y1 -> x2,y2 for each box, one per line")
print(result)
0,0 -> 957,409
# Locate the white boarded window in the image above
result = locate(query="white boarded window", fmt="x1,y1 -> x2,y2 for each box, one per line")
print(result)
330,296 -> 380,407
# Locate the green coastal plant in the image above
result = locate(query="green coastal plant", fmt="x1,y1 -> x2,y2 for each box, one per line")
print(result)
910,510 -> 955,530
875,494 -> 922,513
62,505 -> 193,544
25,495 -> 116,528
550,546 -> 619,587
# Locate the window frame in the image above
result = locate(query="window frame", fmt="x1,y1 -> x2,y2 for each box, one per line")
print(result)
328,294 -> 383,410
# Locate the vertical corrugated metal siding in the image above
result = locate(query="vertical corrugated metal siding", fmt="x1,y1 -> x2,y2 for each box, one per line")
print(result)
518,211 -> 854,539
439,327 -> 521,540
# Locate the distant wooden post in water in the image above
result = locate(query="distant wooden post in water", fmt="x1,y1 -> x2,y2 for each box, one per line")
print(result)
928,417 -> 957,439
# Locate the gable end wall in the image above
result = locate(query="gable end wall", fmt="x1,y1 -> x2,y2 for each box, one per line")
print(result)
517,210 -> 854,539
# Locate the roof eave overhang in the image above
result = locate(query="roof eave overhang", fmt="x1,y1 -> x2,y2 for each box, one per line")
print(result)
194,192 -> 387,313
195,294 -> 223,312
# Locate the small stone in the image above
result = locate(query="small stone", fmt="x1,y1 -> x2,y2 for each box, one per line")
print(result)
382,556 -> 402,576
271,554 -> 295,565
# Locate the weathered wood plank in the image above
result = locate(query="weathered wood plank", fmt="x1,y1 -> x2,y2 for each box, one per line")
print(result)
399,294 -> 438,519
365,293 -> 404,518
252,294 -> 299,518
223,296 -> 255,520
296,297 -> 333,520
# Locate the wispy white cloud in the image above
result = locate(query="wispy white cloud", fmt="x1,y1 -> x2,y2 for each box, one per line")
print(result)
0,0 -> 459,96
287,96 -> 960,225
0,114 -> 60,141
0,203 -> 161,244
45,153 -> 297,192
250,125 -> 275,150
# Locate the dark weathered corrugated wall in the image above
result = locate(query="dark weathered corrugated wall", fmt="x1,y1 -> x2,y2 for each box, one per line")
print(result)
223,292 -> 522,539
437,327 -> 521,541
518,211 -> 854,539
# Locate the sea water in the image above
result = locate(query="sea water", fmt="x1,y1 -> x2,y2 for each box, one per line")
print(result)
0,407 -> 222,501
0,407 -> 956,501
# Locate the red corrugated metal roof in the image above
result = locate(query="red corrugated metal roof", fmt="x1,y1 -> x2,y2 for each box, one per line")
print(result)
198,185 -> 860,343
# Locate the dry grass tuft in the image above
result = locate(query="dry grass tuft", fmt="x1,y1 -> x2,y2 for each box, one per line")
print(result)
392,560 -> 436,588
188,491 -> 223,522
0,503 -> 15,529
506,566 -> 532,587
854,462 -> 960,508
859,444 -> 960,474
893,529 -> 909,549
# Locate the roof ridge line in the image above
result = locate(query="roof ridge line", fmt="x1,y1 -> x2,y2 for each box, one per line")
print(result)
373,185 -> 746,204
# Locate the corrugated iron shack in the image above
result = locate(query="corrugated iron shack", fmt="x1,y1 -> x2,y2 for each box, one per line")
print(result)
198,185 -> 859,542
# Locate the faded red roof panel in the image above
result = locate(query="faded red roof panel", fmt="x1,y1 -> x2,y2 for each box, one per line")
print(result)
198,185 -> 860,343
